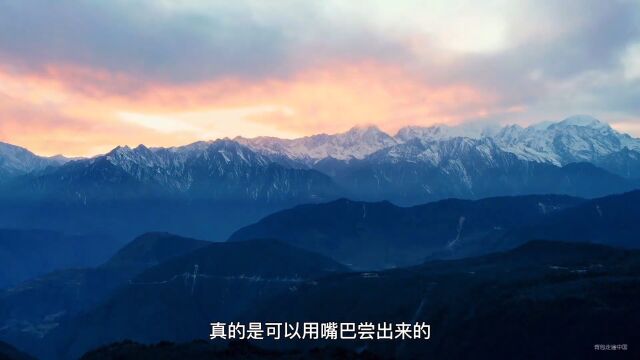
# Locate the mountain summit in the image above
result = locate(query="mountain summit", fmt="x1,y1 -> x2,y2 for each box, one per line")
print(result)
0,142 -> 68,180
0,115 -> 638,240
235,115 -> 640,168
236,124 -> 398,164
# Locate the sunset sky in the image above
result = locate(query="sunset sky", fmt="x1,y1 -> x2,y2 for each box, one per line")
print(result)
1,0 -> 640,156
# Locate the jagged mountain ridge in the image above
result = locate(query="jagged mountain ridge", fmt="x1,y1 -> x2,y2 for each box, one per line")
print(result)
235,125 -> 399,165
2,139 -> 339,202
0,142 -> 68,181
2,115 -> 639,178
0,233 -> 210,352
314,137 -> 637,204
0,116 -> 638,240
230,189 -> 640,269
2,115 -> 639,187
44,238 -> 348,360
0,140 -> 343,242
229,194 -> 585,269
236,115 -> 640,170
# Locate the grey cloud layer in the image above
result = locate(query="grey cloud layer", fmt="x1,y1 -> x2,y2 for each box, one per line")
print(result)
0,0 -> 638,121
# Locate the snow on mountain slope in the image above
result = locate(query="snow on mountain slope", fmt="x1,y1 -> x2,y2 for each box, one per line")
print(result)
3,115 -> 638,186
366,136 -> 501,169
491,115 -> 640,165
395,122 -> 500,142
236,125 -> 398,164
20,139 -> 339,203
79,115 -> 640,175
392,115 -> 640,166
100,140 -> 278,191
0,142 -> 68,178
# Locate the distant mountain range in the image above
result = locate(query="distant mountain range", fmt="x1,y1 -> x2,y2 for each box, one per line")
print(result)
12,237 -> 640,360
230,190 -> 640,269
246,240 -> 640,359
36,237 -> 346,360
0,233 -> 210,354
237,115 -> 640,167
3,115 -> 640,186
2,115 -> 640,359
0,142 -> 68,180
0,115 -> 639,241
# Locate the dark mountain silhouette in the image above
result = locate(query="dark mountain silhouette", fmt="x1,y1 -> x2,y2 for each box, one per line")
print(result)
0,340 -> 35,360
102,232 -> 210,272
0,233 -> 209,356
229,195 -> 584,269
43,239 -> 348,360
245,241 -> 640,359
497,190 -> 640,249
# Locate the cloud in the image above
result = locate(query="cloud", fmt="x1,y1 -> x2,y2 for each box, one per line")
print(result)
623,42 -> 640,80
0,0 -> 639,155
118,105 -> 297,138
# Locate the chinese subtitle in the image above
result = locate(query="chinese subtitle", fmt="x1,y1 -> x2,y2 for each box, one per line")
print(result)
209,322 -> 431,340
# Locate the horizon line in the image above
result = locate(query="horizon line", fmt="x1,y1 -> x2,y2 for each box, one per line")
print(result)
0,114 -> 631,159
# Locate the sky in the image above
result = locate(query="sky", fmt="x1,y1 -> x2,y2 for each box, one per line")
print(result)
0,0 -> 639,156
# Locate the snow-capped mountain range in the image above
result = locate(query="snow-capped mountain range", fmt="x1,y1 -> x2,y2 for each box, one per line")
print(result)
0,142 -> 68,178
0,115 -> 639,241
235,124 -> 399,165
236,115 -> 640,167
1,115 -> 639,203
15,139 -> 337,203
2,115 -> 638,176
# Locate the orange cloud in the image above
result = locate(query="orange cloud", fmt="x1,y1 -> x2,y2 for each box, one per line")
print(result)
0,61 -> 516,156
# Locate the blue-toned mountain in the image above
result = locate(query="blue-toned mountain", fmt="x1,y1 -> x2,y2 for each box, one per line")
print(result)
230,194 -> 584,269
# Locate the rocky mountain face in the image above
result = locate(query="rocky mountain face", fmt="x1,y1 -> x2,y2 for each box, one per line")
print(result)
0,142 -> 67,181
235,125 -> 399,165
488,115 -> 640,166
0,115 -> 638,239
2,115 -> 638,202
237,115 -> 640,203
237,115 -> 640,170
314,137 -> 637,205
0,140 -> 342,241
6,140 -> 338,202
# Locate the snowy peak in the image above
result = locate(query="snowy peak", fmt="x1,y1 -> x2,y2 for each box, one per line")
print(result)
222,116 -> 640,168
371,136 -> 505,167
237,125 -> 398,163
342,124 -> 387,140
0,141 -> 67,177
491,115 -> 639,165
102,139 -> 271,179
329,125 -> 397,153
105,144 -> 160,170
552,115 -> 610,130
3,115 -> 639,181
394,123 -> 496,142
391,116 -> 639,166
